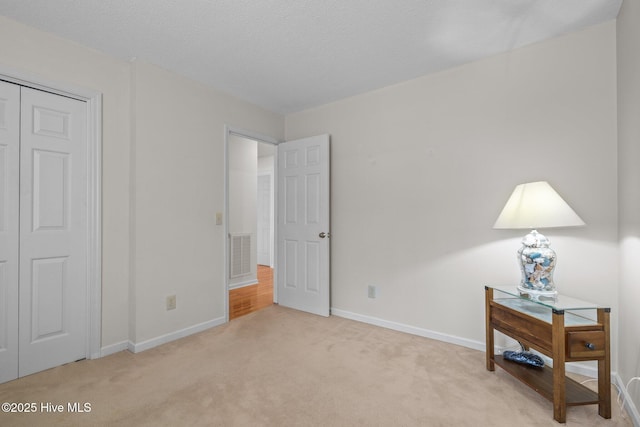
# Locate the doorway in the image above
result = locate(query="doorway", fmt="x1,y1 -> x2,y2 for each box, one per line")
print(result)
224,129 -> 331,320
225,127 -> 278,320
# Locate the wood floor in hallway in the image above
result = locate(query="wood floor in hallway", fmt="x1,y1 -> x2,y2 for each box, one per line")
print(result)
229,265 -> 274,320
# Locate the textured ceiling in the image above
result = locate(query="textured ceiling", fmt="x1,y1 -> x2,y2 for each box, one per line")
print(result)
0,0 -> 622,114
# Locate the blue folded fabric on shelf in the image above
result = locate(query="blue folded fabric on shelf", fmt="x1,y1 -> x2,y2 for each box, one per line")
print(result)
502,350 -> 545,368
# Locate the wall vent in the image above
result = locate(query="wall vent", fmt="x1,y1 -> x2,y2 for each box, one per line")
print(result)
230,233 -> 251,278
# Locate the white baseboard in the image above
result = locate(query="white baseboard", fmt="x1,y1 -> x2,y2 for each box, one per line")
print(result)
99,340 -> 129,357
331,307 -> 640,424
228,277 -> 258,290
98,316 -> 228,357
331,307 -> 607,379
127,316 -> 227,353
331,308 -> 486,352
563,361 -> 598,378
99,306 -> 640,426
615,373 -> 640,426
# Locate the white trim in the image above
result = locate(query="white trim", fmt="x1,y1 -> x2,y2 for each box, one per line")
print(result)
87,93 -> 103,360
561,361 -> 598,377
127,317 -> 226,353
227,126 -> 279,146
0,65 -> 103,361
497,335 -> 601,377
223,125 -> 280,322
615,373 -> 640,426
223,127 -> 229,322
331,307 -> 613,380
100,341 -> 129,357
228,278 -> 259,290
331,308 -> 486,352
0,64 -> 91,101
273,144 -> 280,305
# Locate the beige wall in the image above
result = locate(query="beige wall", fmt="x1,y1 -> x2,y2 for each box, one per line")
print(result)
286,22 -> 619,353
0,15 -> 132,348
1,14 -> 631,406
0,15 -> 284,350
130,60 -> 283,343
617,0 -> 640,415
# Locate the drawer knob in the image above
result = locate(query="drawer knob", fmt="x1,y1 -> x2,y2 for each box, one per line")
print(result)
585,342 -> 596,350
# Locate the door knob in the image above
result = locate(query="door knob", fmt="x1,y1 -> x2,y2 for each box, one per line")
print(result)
319,232 -> 330,238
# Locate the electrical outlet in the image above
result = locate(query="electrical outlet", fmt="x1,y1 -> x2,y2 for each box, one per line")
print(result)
166,295 -> 176,310
368,285 -> 377,299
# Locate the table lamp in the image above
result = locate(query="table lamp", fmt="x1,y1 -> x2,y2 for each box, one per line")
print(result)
493,181 -> 585,297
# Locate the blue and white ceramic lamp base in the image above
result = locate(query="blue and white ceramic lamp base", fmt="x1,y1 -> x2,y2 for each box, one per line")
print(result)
516,230 -> 558,299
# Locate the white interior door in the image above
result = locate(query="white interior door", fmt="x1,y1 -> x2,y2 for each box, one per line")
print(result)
0,84 -> 89,382
18,87 -> 88,377
277,134 -> 330,317
0,81 -> 20,383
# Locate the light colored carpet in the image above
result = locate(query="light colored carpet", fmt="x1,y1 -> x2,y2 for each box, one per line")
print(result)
0,305 -> 632,426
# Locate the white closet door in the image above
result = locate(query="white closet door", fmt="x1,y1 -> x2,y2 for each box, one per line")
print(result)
0,81 -> 20,383
18,87 -> 88,377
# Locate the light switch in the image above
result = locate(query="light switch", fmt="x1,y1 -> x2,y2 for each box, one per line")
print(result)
215,212 -> 223,225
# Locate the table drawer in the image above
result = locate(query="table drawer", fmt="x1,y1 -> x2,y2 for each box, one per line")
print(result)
567,331 -> 605,359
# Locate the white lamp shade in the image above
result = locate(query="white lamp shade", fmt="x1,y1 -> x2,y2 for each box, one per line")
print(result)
493,181 -> 585,229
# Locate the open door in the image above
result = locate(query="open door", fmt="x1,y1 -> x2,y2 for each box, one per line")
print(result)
276,135 -> 330,317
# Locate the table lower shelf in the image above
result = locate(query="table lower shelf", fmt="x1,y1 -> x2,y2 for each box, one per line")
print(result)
493,355 -> 600,405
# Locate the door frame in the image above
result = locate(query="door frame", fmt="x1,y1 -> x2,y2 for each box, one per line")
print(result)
223,125 -> 279,322
0,65 -> 102,360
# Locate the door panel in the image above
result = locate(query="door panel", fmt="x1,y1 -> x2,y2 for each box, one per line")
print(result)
33,149 -> 70,230
277,135 -> 330,317
0,81 -> 20,383
18,87 -> 87,377
31,257 -> 67,340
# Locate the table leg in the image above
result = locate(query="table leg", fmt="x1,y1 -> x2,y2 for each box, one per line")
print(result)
598,308 -> 612,419
485,287 -> 495,371
552,309 -> 566,423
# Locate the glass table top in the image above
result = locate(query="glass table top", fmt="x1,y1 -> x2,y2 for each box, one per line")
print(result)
487,286 -> 608,326
488,286 -> 606,311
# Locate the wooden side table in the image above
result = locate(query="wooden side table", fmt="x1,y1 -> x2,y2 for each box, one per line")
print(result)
485,286 -> 611,423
